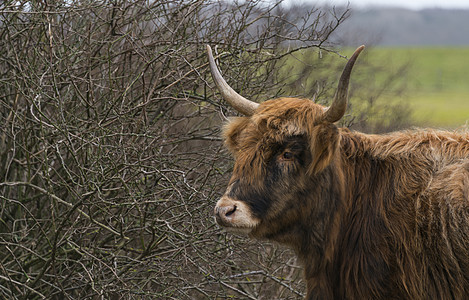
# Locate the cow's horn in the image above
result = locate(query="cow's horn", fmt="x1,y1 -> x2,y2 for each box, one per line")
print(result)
324,45 -> 365,123
206,45 -> 259,116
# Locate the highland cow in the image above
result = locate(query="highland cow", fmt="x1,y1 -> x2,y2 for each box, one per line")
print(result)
208,45 -> 469,299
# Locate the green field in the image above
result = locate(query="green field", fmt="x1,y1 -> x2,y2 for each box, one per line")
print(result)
366,47 -> 469,128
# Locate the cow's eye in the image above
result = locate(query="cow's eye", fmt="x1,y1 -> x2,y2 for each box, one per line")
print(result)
281,151 -> 294,160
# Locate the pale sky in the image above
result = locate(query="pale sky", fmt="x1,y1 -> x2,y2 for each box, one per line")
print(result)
288,0 -> 469,10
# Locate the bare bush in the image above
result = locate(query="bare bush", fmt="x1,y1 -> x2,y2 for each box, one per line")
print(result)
0,1 -> 408,299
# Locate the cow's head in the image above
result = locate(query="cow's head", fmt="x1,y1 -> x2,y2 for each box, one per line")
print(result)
208,45 -> 364,239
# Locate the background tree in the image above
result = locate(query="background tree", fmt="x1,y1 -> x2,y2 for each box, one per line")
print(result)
0,0 -> 409,298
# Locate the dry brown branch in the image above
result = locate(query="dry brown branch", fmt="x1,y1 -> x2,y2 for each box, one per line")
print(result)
0,0 -> 409,299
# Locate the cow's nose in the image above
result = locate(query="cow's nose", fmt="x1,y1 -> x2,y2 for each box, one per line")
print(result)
214,204 -> 237,225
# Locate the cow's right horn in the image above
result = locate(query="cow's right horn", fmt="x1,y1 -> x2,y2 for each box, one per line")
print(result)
206,45 -> 259,116
324,45 -> 365,123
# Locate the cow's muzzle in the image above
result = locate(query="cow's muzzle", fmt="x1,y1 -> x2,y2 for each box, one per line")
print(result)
214,196 -> 260,234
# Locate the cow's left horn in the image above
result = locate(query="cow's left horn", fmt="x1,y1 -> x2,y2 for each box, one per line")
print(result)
206,45 -> 259,116
324,45 -> 365,123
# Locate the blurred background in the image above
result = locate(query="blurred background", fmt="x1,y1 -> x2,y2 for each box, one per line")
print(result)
317,0 -> 469,129
0,0 -> 468,299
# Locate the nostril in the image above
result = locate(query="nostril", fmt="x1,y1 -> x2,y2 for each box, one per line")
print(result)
214,203 -> 238,226
225,205 -> 236,217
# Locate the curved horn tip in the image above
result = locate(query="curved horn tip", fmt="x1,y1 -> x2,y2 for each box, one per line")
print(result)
205,45 -> 259,116
352,45 -> 365,58
323,44 -> 365,123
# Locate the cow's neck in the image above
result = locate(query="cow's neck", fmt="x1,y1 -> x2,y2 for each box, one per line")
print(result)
289,128 -> 469,298
299,129 -> 438,298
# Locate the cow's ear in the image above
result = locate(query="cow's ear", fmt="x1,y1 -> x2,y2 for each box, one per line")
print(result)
307,123 -> 339,175
223,117 -> 249,153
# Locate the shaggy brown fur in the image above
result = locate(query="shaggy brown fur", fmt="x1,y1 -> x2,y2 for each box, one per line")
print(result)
222,97 -> 469,299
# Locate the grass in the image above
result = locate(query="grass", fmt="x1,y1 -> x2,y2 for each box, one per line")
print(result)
365,47 -> 469,128
410,91 -> 469,128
